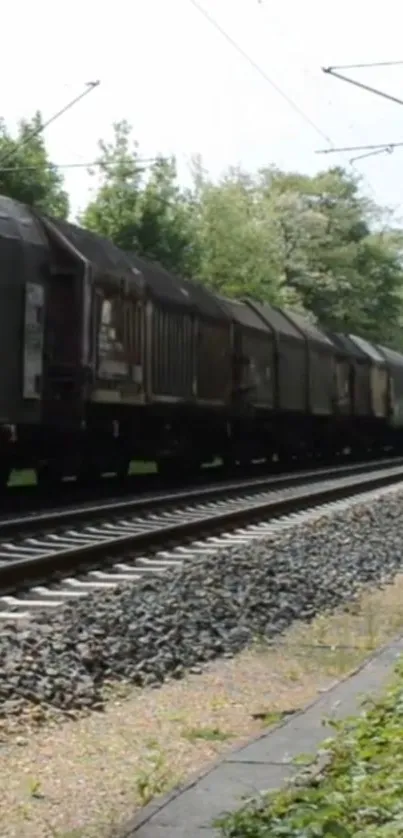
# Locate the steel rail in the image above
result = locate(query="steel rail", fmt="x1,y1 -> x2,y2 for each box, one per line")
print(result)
1,455 -> 402,538
1,462 -> 403,598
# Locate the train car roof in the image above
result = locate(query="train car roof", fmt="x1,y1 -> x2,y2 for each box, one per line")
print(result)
244,300 -> 303,340
377,344 -> 403,369
325,332 -> 369,360
281,309 -> 334,347
43,217 -> 145,289
0,195 -> 49,249
349,334 -> 386,365
215,295 -> 273,333
128,253 -> 229,320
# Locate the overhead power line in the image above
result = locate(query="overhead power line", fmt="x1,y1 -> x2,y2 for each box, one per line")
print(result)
327,60 -> 403,70
0,157 -> 158,174
190,0 -> 382,203
316,141 -> 403,155
0,81 -> 101,170
350,147 -> 394,164
188,0 -> 334,146
322,66 -> 403,108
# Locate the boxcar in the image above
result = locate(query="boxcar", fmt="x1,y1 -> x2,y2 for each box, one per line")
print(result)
214,295 -> 275,411
129,255 -> 232,408
280,310 -> 336,416
245,301 -> 307,413
349,335 -> 388,419
41,216 -> 147,412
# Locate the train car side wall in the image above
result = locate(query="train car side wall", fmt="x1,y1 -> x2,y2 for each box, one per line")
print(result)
377,346 -> 403,428
333,355 -> 351,414
276,339 -> 307,412
233,326 -> 275,409
3,272 -> 46,425
91,280 -> 146,406
351,361 -> 372,415
386,365 -> 403,427
370,366 -> 389,418
145,299 -> 194,402
306,346 -> 336,415
196,316 -> 232,406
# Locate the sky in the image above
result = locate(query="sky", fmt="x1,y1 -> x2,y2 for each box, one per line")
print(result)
3,0 -> 403,221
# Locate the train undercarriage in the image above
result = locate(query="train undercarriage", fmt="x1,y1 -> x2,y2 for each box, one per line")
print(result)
0,403 -> 399,491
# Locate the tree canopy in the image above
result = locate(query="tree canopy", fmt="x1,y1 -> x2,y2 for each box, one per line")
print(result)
0,112 -> 68,217
1,114 -> 403,347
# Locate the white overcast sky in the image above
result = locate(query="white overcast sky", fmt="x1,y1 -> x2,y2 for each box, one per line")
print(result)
3,0 -> 403,221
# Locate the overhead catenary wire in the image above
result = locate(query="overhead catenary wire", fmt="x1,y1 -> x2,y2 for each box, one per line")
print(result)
0,158 -> 158,174
316,141 -> 403,155
187,0 -> 334,146
322,66 -> 403,109
188,0 -> 381,203
327,60 -> 403,70
0,81 -> 101,170
350,147 -> 394,164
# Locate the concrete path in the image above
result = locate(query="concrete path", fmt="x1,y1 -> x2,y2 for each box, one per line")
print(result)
120,635 -> 403,837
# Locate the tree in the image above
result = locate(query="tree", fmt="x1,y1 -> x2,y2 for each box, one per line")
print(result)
136,156 -> 195,275
81,120 -> 142,249
188,163 -> 303,307
257,166 -> 403,342
0,111 -> 68,217
81,122 -> 195,276
81,128 -> 403,347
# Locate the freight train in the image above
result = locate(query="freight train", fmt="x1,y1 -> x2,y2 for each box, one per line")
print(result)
0,193 -> 403,488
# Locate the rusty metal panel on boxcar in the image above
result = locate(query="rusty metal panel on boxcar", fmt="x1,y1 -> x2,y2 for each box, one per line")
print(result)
282,310 -> 336,416
92,284 -> 146,404
245,300 -> 307,413
215,296 -> 275,409
146,301 -> 194,400
130,255 -> 232,406
349,335 -> 388,418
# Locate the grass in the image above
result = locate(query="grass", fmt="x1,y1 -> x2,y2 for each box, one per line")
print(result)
8,460 -> 157,486
217,657 -> 403,837
8,456 -> 223,486
5,575 -> 403,838
182,725 -> 234,743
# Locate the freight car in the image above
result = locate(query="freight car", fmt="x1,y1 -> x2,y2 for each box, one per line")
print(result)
0,192 -> 402,489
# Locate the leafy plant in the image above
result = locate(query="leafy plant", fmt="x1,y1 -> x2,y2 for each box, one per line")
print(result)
134,746 -> 177,807
217,658 -> 403,836
182,726 -> 234,743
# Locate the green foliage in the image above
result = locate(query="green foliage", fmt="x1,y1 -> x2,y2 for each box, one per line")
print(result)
80,120 -> 142,249
81,122 -> 195,276
0,112 -> 68,217
217,658 -> 403,837
134,745 -> 177,806
182,725 -> 234,743
1,107 -> 403,353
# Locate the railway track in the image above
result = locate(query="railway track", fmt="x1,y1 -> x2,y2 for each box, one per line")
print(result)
1,458 -> 403,621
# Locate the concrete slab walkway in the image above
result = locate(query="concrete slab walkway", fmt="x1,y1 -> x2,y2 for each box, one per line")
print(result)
120,634 -> 403,837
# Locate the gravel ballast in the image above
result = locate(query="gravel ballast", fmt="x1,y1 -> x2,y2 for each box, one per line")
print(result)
2,488 -> 403,716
